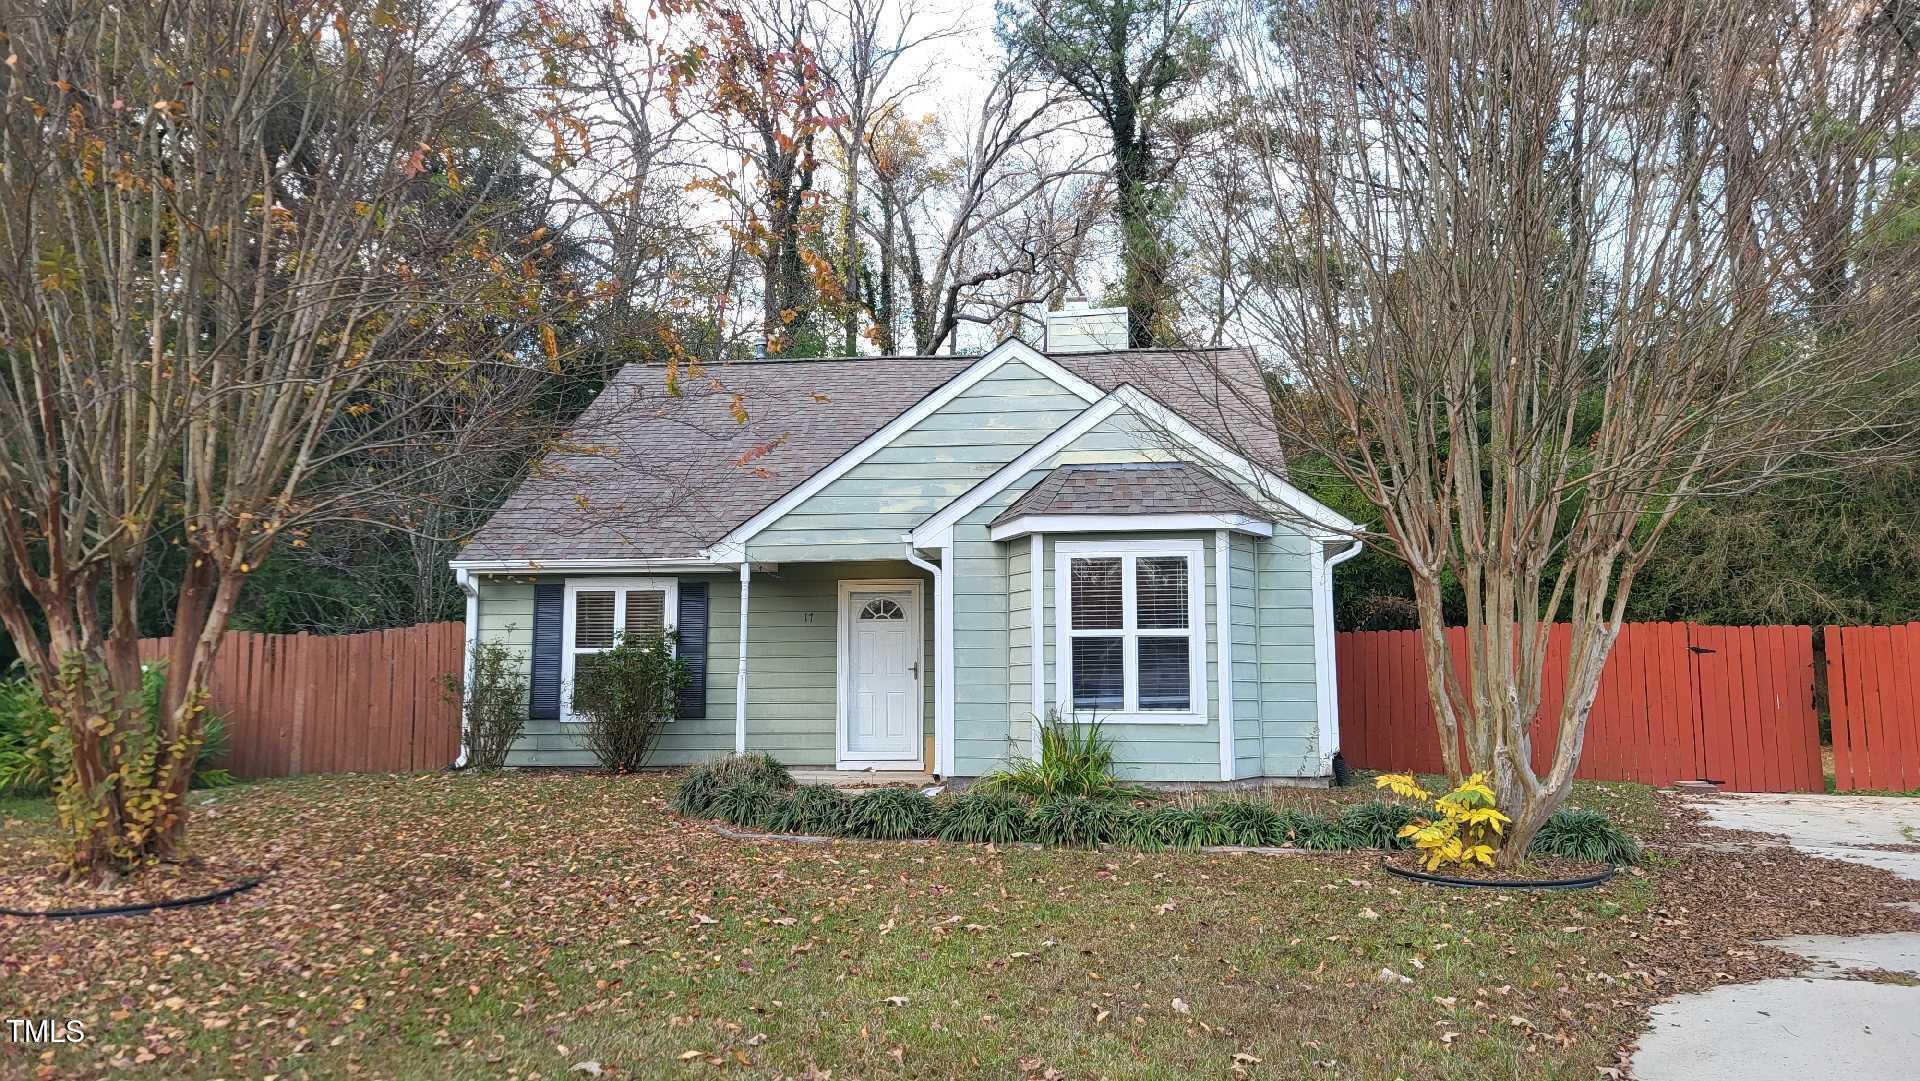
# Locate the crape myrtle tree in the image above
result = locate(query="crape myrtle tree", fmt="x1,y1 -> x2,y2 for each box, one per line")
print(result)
0,0 -> 576,878
1214,0 -> 1920,865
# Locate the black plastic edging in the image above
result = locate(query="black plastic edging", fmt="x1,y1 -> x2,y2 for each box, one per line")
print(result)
0,876 -> 264,920
1378,859 -> 1615,890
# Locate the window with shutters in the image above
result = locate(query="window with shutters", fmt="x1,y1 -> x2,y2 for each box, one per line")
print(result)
1055,540 -> 1206,724
561,577 -> 678,723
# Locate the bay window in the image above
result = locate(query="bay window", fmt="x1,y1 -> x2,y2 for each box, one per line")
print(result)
561,577 -> 677,722
1054,540 -> 1206,723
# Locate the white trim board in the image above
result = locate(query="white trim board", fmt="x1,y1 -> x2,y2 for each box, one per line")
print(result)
834,578 -> 927,771
1214,530 -> 1235,781
991,512 -> 1273,542
909,385 -> 1360,547
449,557 -> 734,574
711,339 -> 1103,554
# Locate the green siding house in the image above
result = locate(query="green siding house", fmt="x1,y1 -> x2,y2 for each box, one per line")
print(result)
451,332 -> 1359,783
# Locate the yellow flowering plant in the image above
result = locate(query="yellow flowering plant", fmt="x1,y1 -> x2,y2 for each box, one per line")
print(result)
1374,772 -> 1512,870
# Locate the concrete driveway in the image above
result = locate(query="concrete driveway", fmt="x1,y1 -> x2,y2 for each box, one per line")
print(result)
1631,793 -> 1920,1081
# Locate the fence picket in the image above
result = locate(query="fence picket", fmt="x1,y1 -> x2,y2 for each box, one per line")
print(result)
1341,622 -> 1828,793
134,623 -> 462,779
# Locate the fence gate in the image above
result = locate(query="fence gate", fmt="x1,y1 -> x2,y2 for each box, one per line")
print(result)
1337,622 -> 1824,792
1827,624 -> 1920,793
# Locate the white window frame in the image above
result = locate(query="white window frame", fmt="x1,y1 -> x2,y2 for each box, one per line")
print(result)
1053,539 -> 1207,726
560,577 -> 678,724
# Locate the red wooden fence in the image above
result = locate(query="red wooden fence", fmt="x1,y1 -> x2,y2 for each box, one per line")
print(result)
137,623 -> 464,779
1336,623 -> 1824,792
1827,623 -> 1920,793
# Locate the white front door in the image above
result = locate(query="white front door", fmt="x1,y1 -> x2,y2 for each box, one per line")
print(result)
840,585 -> 922,765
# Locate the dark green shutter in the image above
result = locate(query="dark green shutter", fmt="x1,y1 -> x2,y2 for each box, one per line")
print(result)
676,581 -> 709,719
529,582 -> 564,720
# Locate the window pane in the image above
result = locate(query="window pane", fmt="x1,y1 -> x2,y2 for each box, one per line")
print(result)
1137,637 -> 1191,709
574,591 -> 615,649
1071,637 -> 1124,710
1070,557 -> 1123,630
1136,556 -> 1189,629
624,590 -> 666,636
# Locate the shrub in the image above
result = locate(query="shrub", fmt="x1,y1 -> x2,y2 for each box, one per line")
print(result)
708,778 -> 786,828
439,639 -> 527,771
569,629 -> 687,772
1026,795 -> 1128,847
0,665 -> 233,796
934,789 -> 1030,844
1376,772 -> 1512,870
974,712 -> 1150,802
764,785 -> 852,836
1531,807 -> 1641,864
1121,804 -> 1201,850
1292,813 -> 1361,851
844,788 -> 935,839
1214,799 -> 1292,846
671,753 -> 794,817
1338,801 -> 1420,849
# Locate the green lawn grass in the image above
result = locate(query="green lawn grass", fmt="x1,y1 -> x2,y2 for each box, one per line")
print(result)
1,772 -> 1662,1079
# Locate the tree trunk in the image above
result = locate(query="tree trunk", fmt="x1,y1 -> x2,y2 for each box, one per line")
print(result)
841,121 -> 862,355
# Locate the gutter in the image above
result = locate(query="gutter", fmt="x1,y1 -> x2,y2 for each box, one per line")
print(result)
453,567 -> 479,769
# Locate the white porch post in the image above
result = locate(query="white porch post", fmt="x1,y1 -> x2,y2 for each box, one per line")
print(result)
736,562 -> 751,755
1215,530 -> 1234,782
1030,533 -> 1046,757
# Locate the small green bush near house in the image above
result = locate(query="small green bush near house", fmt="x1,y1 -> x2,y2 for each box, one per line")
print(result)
707,778 -> 786,829
671,753 -> 794,816
1025,795 -> 1128,847
973,712 -> 1150,802
1337,800 -> 1421,849
934,789 -> 1029,844
569,629 -> 687,773
763,784 -> 851,835
439,640 -> 527,771
844,788 -> 935,840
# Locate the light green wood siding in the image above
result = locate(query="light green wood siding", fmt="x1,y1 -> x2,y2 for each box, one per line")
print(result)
1255,527 -> 1321,777
475,573 -> 737,768
944,403 -> 1326,781
474,563 -> 931,768
747,362 -> 1091,560
737,560 -> 933,767
1006,535 -> 1036,756
1230,533 -> 1264,778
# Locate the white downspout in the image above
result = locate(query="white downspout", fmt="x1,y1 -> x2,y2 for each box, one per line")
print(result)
904,544 -> 945,777
454,567 -> 478,769
736,562 -> 751,755
1319,537 -> 1364,772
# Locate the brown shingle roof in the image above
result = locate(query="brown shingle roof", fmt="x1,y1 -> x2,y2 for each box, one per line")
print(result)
988,462 -> 1266,526
460,346 -> 1281,563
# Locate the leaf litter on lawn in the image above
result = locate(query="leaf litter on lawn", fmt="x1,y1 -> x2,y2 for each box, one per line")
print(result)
0,774 -> 1913,1079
